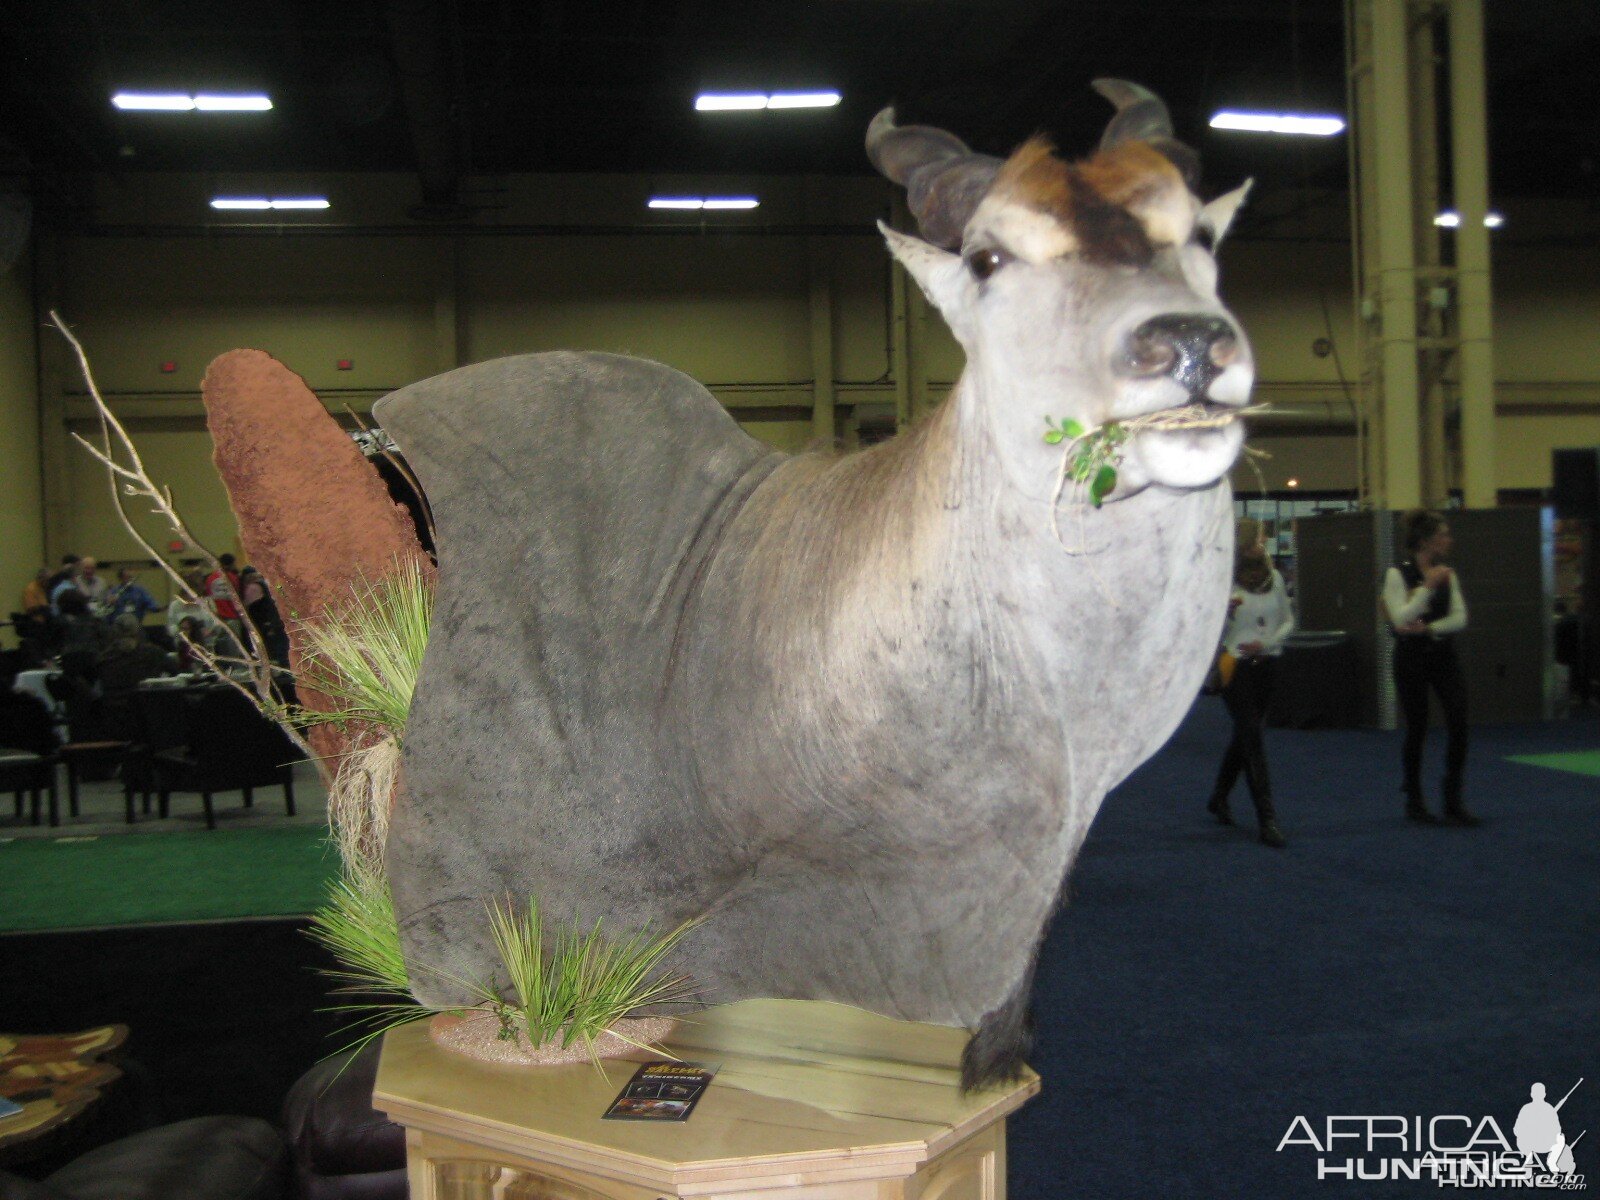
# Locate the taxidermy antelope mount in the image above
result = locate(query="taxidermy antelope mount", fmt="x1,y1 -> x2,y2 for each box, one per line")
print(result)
375,79 -> 1254,1089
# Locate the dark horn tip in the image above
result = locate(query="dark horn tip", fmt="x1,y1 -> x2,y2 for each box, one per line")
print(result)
864,106 -> 899,171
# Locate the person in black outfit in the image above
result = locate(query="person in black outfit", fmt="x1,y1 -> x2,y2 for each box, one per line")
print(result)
1207,528 -> 1295,848
239,567 -> 290,667
1383,509 -> 1479,827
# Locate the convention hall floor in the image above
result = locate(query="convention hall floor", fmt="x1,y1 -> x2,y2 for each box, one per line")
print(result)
2,700 -> 1594,1197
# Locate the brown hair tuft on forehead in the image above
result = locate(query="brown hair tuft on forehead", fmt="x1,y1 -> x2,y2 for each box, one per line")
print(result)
991,136 -> 1193,265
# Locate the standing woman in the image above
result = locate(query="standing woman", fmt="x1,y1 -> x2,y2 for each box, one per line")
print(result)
1207,524 -> 1295,848
1384,509 -> 1478,826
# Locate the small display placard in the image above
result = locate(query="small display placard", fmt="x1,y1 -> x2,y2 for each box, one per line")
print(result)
602,1061 -> 717,1122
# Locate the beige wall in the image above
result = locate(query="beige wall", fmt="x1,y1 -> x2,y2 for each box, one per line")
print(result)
0,252 -> 42,616
23,173 -> 1600,574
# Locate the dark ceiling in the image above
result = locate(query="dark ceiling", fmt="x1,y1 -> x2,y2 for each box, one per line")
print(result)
1,0 -> 1597,224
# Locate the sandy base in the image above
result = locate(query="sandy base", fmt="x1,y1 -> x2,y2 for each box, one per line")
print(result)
428,1009 -> 676,1067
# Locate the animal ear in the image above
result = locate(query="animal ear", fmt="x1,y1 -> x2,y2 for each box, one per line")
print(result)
878,221 -> 976,333
1198,179 -> 1253,247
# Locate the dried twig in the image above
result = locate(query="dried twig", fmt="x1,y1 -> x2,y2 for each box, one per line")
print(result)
48,310 -> 318,764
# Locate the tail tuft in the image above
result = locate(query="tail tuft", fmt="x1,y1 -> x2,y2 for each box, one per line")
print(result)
960,987 -> 1035,1092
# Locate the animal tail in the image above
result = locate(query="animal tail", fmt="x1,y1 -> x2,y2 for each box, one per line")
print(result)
960,962 -> 1037,1092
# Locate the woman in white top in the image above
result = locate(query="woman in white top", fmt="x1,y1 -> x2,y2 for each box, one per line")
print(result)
165,568 -> 220,646
1206,523 -> 1295,848
1382,509 -> 1476,826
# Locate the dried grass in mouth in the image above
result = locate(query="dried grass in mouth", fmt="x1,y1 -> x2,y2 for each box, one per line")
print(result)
1117,400 -> 1271,434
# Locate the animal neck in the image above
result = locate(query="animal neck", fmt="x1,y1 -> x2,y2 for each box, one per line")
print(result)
808,373 -> 1121,660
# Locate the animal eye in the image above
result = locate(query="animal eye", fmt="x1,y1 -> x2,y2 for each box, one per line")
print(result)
965,246 -> 1012,281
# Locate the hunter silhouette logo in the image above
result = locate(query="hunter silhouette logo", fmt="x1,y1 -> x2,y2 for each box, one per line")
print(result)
1516,1081 -> 1585,1178
1277,1077 -> 1587,1187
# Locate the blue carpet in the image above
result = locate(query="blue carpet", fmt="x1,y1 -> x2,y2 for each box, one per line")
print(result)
1008,701 -> 1598,1199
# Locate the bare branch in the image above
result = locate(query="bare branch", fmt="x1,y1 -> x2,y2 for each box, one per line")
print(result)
48,310 -> 318,764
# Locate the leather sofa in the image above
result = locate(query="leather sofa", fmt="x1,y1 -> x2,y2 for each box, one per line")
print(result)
279,1045 -> 405,1200
0,1116 -> 286,1200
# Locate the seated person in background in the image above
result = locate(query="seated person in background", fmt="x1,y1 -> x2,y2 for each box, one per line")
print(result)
166,568 -> 219,644
52,555 -> 109,616
239,566 -> 291,666
78,557 -> 110,615
20,566 -> 50,614
174,614 -> 223,675
44,553 -> 80,597
98,613 -> 172,694
205,552 -> 245,651
56,588 -> 110,659
15,567 -> 53,650
106,566 -> 162,624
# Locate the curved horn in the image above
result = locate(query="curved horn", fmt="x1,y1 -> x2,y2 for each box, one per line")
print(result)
1091,78 -> 1200,188
867,107 -> 1001,250
1093,79 -> 1174,146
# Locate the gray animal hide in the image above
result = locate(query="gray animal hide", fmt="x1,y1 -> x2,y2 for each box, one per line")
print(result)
375,349 -> 1233,1059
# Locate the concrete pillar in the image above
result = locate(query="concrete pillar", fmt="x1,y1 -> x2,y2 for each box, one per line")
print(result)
433,235 -> 465,372
808,240 -> 836,445
1370,0 -> 1423,511
907,281 -> 933,423
1410,11 -> 1449,506
1448,0 -> 1497,507
33,232 -> 74,559
889,252 -> 912,433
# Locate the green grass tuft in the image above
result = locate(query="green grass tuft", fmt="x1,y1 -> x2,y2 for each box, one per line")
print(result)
307,867 -> 411,997
479,897 -> 702,1054
295,556 -> 433,739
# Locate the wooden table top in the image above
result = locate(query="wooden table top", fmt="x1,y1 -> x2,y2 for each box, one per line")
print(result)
0,1025 -> 126,1153
374,998 -> 1038,1191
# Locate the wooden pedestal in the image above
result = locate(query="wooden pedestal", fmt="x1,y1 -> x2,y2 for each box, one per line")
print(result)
374,998 -> 1039,1199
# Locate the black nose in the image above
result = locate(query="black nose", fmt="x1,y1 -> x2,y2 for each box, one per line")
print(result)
1119,314 -> 1239,395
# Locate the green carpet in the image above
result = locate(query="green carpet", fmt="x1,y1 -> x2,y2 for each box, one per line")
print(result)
0,826 -> 337,932
1506,750 -> 1600,778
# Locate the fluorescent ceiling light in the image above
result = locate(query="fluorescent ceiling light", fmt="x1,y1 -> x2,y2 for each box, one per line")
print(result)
696,94 -> 768,111
113,93 -> 195,111
1434,210 -> 1503,229
113,91 -> 272,112
766,91 -> 841,109
211,197 -> 329,211
696,91 -> 840,112
1209,111 -> 1345,136
647,197 -> 760,211
193,93 -> 273,111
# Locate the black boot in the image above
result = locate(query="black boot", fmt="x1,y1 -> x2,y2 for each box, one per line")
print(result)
1405,796 -> 1441,824
1206,794 -> 1234,826
1443,775 -> 1480,827
1254,794 -> 1285,847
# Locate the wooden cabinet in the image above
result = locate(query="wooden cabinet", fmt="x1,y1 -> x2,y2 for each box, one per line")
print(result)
374,999 -> 1038,1199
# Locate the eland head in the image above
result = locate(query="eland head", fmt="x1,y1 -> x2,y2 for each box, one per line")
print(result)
868,80 -> 1254,501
